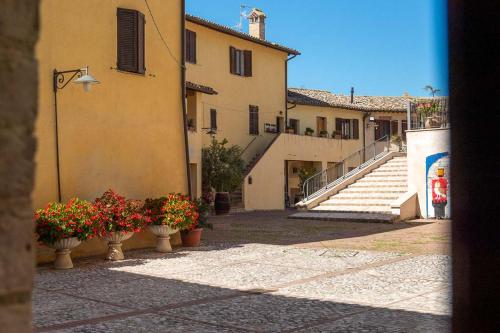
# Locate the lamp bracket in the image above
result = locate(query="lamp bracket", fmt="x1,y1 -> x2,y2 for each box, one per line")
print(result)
53,67 -> 86,92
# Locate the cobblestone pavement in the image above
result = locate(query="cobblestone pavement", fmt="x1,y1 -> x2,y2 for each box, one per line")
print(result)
34,212 -> 451,332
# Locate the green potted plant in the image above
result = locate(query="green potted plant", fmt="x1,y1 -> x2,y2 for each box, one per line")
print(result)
159,193 -> 201,247
94,189 -> 148,261
34,198 -> 98,269
202,138 -> 244,215
319,130 -> 328,138
305,127 -> 314,136
143,197 -> 178,252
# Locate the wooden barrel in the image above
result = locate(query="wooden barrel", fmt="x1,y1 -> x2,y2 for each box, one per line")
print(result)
214,192 -> 231,215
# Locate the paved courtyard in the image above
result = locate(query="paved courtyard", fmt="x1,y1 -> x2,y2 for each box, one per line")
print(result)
34,211 -> 451,332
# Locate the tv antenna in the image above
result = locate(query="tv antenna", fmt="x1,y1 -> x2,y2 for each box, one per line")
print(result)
235,4 -> 252,32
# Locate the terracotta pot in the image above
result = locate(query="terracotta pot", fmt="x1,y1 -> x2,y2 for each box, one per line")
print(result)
148,225 -> 178,253
181,228 -> 203,247
47,237 -> 81,269
214,192 -> 230,215
102,231 -> 134,261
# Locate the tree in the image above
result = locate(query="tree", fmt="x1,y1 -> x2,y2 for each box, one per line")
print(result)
202,138 -> 245,193
424,85 -> 441,97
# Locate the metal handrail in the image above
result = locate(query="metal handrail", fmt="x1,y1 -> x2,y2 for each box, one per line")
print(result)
300,135 -> 391,203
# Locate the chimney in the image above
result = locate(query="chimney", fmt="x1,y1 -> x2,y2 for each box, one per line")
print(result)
248,8 -> 266,40
350,87 -> 354,103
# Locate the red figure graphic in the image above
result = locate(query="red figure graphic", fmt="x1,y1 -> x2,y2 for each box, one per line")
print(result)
431,168 -> 448,218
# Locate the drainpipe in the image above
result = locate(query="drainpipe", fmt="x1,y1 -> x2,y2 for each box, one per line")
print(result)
284,53 -> 297,208
362,112 -> 370,162
180,0 -> 192,198
285,54 -> 298,125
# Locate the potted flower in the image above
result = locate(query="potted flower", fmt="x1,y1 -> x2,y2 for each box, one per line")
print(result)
332,131 -> 342,139
94,189 -> 148,261
417,101 -> 440,128
286,126 -> 295,134
143,196 -> 178,252
161,194 -> 201,247
304,127 -> 314,136
202,138 -> 244,215
34,198 -> 98,269
319,130 -> 328,138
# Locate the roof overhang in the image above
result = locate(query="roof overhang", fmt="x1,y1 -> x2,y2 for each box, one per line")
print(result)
186,81 -> 218,95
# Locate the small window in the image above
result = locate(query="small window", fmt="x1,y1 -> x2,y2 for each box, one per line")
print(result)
210,109 -> 217,130
117,8 -> 145,74
249,105 -> 259,135
230,47 -> 252,77
186,29 -> 196,64
335,118 -> 359,140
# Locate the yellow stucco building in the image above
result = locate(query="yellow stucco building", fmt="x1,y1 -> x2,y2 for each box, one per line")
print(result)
35,0 -> 188,261
183,11 -> 300,199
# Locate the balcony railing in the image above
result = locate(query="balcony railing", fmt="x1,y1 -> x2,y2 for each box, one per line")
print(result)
408,98 -> 449,130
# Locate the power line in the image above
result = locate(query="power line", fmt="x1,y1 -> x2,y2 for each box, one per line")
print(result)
144,0 -> 184,68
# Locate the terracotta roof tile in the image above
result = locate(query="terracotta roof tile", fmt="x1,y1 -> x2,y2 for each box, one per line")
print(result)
287,88 -> 446,112
186,14 -> 300,55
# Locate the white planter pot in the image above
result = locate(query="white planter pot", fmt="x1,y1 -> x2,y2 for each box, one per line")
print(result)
148,225 -> 178,253
47,237 -> 81,269
102,231 -> 134,261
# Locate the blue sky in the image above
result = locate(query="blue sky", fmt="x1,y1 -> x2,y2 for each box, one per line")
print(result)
186,0 -> 448,97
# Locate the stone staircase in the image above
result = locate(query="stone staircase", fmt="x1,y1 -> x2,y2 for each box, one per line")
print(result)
290,156 -> 408,223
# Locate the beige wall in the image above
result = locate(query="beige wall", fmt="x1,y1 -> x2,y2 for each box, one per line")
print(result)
406,128 -> 451,218
244,133 -> 364,210
365,111 -> 407,145
35,0 -> 187,208
185,21 -> 288,163
288,104 -> 364,142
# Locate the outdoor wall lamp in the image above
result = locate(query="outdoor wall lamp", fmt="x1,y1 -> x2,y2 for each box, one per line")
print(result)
52,66 -> 100,201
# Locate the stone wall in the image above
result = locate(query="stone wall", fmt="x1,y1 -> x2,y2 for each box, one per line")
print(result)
0,1 -> 39,332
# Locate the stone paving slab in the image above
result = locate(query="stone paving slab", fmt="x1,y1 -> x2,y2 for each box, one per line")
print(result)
34,241 -> 451,332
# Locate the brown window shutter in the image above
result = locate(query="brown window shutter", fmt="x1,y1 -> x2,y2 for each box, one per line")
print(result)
210,109 -> 217,129
244,50 -> 252,77
186,30 -> 196,63
229,47 -> 236,74
335,118 -> 342,133
117,8 -> 138,72
249,105 -> 259,134
137,11 -> 145,74
353,119 -> 359,139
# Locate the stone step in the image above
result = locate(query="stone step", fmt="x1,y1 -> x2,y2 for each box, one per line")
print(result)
355,180 -> 407,186
320,198 -> 394,206
311,205 -> 393,214
364,173 -> 407,178
347,180 -> 407,190
339,188 -> 407,194
288,211 -> 398,223
331,193 -> 400,200
371,168 -> 408,173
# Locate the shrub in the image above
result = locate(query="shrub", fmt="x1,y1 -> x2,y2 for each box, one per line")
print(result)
34,198 -> 98,245
193,197 -> 213,230
202,138 -> 244,192
161,193 -> 199,230
94,189 -> 148,236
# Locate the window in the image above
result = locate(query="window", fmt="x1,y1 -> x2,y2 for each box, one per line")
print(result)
391,120 -> 399,136
186,29 -> 196,63
230,47 -> 252,77
374,119 -> 391,140
117,8 -> 145,74
249,105 -> 259,135
335,118 -> 359,139
289,118 -> 299,134
210,109 -> 217,130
